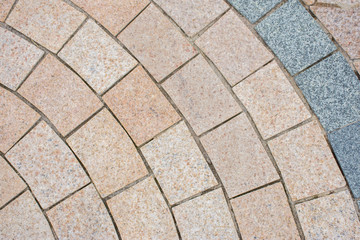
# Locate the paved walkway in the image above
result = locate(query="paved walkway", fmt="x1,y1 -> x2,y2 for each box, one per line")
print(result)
1,0 -> 360,239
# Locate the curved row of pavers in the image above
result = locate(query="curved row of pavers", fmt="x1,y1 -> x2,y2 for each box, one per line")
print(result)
0,0 -> 359,239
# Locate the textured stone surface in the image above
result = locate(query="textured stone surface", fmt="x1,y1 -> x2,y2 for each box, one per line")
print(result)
0,88 -> 40,153
303,0 -> 316,5
107,177 -> 178,239
256,0 -> 336,75
173,189 -> 238,240
0,0 -> 15,21
0,27 -> 43,90
141,122 -> 217,204
0,191 -> 54,240
196,10 -> 273,86
6,0 -> 85,52
295,52 -> 360,132
232,183 -> 300,239
268,121 -> 345,201
47,184 -> 118,240
18,55 -> 102,136
354,60 -> 360,72
201,114 -> 278,198
163,55 -> 241,135
297,191 -> 360,239
233,61 -> 310,139
104,66 -> 180,146
154,0 -> 228,36
118,4 -> 196,81
329,121 -> 360,198
67,109 -> 147,197
5,121 -> 89,209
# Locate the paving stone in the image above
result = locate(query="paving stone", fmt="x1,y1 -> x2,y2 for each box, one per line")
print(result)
303,0 -> 316,5
103,66 -> 181,146
268,121 -> 345,201
0,191 -> 54,240
231,183 -> 300,239
59,20 -> 137,94
118,4 -> 196,81
154,0 -> 229,36
0,25 -> 43,90
228,0 -> 282,23
6,0 -> 85,52
0,156 -> 26,207
196,10 -> 273,86
255,0 -> 336,75
18,55 -> 102,136
233,61 -> 311,139
5,121 -> 90,209
295,52 -> 360,132
70,0 -> 149,35
47,184 -> 118,240
141,121 -> 217,204
0,88 -> 40,153
163,55 -> 241,135
354,60 -> 360,73
329,121 -> 360,198
296,191 -> 360,239
0,0 -> 15,21
173,189 -> 238,240
107,177 -> 178,240
201,114 -> 278,198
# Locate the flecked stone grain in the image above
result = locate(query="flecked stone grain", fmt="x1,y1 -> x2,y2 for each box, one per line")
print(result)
0,0 -> 15,21
354,60 -> 360,73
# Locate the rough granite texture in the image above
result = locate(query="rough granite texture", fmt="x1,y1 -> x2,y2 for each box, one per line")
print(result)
295,52 -> 360,132
255,0 -> 336,75
354,60 -> 360,73
0,0 -> 15,21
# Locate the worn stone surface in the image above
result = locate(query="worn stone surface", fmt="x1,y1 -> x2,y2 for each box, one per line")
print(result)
303,0 -> 316,5
0,0 -> 15,21
354,60 -> 360,72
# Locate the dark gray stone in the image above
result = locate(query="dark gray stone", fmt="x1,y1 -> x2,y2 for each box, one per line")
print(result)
255,0 -> 336,75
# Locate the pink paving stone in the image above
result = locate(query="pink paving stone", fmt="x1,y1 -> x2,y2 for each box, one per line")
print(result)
231,183 -> 300,239
6,0 -> 86,52
5,121 -> 90,209
0,0 -> 15,21
107,177 -> 178,240
47,184 -> 118,240
154,0 -> 229,36
233,60 -> 311,139
18,55 -> 103,136
163,55 -> 241,135
268,121 -> 345,201
118,3 -> 197,81
195,10 -> 273,86
201,114 -> 279,198
67,109 -> 148,197
103,66 -> 181,146
0,27 -> 43,90
0,88 -> 40,153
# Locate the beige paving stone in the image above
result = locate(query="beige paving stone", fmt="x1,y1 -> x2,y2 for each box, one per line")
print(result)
0,191 -> 54,239
5,121 -> 90,209
107,177 -> 178,240
47,184 -> 118,240
303,0 -> 316,5
296,190 -> 360,239
154,0 -> 229,36
59,20 -> 137,94
118,4 -> 197,81
0,88 -> 40,153
0,156 -> 26,207
0,0 -> 15,21
18,55 -> 102,136
163,55 -> 241,135
233,60 -> 311,139
173,189 -> 238,240
268,121 -> 345,201
6,0 -> 85,52
232,183 -> 300,239
104,66 -> 181,146
196,10 -> 273,86
141,122 -> 217,204
0,24 -> 43,90
67,109 -> 148,197
201,114 -> 279,198
355,60 -> 360,72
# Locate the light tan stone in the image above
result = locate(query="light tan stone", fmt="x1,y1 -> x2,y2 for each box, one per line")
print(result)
355,60 -> 360,72
0,0 -> 15,21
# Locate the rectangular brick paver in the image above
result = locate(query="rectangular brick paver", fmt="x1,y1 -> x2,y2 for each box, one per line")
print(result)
0,0 -> 15,21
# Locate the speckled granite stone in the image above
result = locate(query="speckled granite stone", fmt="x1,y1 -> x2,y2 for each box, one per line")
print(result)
228,0 -> 282,23
329,121 -> 360,198
255,0 -> 336,75
0,0 -> 15,21
295,52 -> 360,132
303,0 -> 316,5
354,60 -> 360,72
